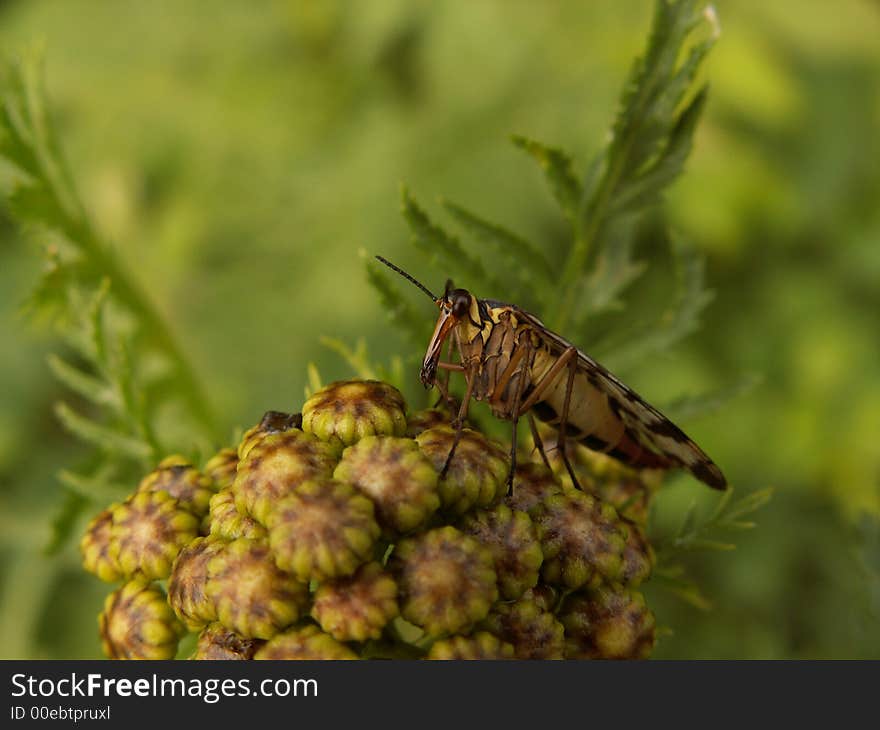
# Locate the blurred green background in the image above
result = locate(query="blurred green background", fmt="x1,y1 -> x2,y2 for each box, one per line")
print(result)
1,0 -> 879,659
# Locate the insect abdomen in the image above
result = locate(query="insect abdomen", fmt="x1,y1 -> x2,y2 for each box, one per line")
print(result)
528,350 -> 676,472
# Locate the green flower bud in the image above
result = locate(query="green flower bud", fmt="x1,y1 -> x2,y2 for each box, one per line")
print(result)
137,455 -> 217,517
191,623 -> 264,660
415,426 -> 508,515
168,536 -> 225,631
208,488 -> 268,541
206,538 -> 308,640
506,462 -> 563,515
460,504 -> 543,600
80,506 -> 122,583
428,632 -> 515,660
535,425 -> 659,524
482,597 -> 565,660
99,579 -> 184,660
110,491 -> 200,580
333,435 -> 440,535
254,625 -> 358,660
267,479 -> 380,582
559,585 -> 655,659
405,407 -> 456,437
239,411 -> 303,461
233,428 -> 338,525
302,380 -> 407,448
520,584 -> 559,614
618,519 -> 654,587
311,562 -> 399,642
204,447 -> 239,491
531,491 -> 627,590
391,526 -> 497,636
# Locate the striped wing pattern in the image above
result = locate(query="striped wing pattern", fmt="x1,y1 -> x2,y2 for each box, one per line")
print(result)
515,308 -> 727,490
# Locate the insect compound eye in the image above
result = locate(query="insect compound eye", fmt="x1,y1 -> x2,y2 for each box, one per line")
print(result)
452,292 -> 471,318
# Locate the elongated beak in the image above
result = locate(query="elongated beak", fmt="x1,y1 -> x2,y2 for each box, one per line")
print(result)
420,308 -> 456,387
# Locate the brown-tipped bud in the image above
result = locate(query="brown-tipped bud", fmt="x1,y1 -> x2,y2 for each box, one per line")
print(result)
482,597 -> 565,660
391,526 -> 497,636
208,488 -> 267,542
333,435 -> 440,535
559,585 -> 656,659
618,519 -> 654,587
520,584 -> 559,614
428,632 -> 515,660
206,538 -> 308,640
505,462 -> 563,515
204,448 -> 239,491
80,506 -> 123,583
311,562 -> 399,642
168,536 -> 225,631
233,428 -> 339,525
415,426 -> 508,515
99,579 -> 184,660
531,491 -> 627,590
191,623 -> 264,660
109,491 -> 200,581
405,407 -> 456,437
535,425 -> 659,523
239,411 -> 303,461
254,625 -> 358,660
267,479 -> 380,583
302,379 -> 407,449
136,455 -> 217,516
459,504 -> 543,600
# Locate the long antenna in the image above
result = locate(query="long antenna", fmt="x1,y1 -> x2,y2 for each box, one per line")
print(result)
375,256 -> 437,301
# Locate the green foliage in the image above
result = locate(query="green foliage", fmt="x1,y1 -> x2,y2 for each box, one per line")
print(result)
653,487 -> 774,609
6,0 -> 860,659
364,0 -> 770,607
367,0 -> 720,371
0,53 -> 220,549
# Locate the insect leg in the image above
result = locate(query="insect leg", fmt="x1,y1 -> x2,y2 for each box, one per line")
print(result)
434,338 -> 459,408
527,412 -> 552,471
555,355 -> 583,491
440,366 -> 476,479
489,344 -> 529,408
506,352 -> 530,496
516,346 -> 578,414
434,361 -> 464,412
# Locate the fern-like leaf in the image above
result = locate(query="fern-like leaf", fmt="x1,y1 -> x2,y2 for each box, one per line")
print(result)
551,0 -> 718,330
511,135 -> 582,224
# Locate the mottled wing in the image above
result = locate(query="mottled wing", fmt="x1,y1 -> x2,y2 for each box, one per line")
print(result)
515,307 -> 727,490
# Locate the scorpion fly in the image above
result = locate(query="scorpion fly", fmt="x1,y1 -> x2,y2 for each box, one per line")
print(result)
375,256 -> 727,494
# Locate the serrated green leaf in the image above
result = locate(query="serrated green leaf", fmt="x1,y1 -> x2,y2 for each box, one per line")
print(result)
656,485 -> 772,575
44,489 -> 89,555
577,219 -> 647,316
57,468 -> 131,503
3,53 -> 220,454
46,354 -> 116,408
553,0 -> 717,331
441,198 -> 555,290
54,401 -> 152,461
511,135 -> 582,222
401,187 -> 497,291
597,240 -> 714,371
610,86 -> 709,215
679,500 -> 699,538
722,487 -> 775,522
365,259 -> 428,344
675,538 -> 736,552
654,567 -> 713,611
